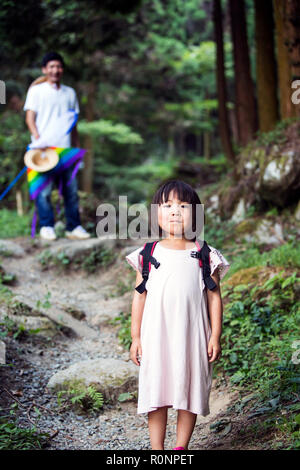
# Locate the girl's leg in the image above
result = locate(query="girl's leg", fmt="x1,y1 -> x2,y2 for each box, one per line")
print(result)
148,406 -> 168,450
175,409 -> 197,449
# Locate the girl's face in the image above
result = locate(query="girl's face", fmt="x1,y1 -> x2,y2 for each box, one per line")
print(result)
157,190 -> 192,239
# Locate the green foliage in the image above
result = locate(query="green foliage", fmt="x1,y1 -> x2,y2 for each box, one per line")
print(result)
0,112 -> 31,208
254,117 -> 298,147
0,315 -> 27,340
0,209 -> 31,239
56,380 -> 104,413
117,392 -> 136,402
109,311 -> 132,350
0,0 -> 239,206
78,119 -> 143,145
228,240 -> 300,276
0,415 -> 49,450
36,291 -> 52,310
273,413 -> 300,450
81,247 -> 116,273
214,269 -> 300,410
0,266 -> 16,285
94,156 -> 178,203
204,213 -> 236,250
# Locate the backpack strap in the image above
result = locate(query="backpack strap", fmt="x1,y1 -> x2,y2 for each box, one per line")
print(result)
191,240 -> 217,291
135,241 -> 160,294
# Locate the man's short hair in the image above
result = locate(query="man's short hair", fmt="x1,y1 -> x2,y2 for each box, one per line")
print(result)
42,52 -> 64,68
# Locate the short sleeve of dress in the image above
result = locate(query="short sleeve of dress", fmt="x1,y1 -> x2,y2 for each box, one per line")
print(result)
208,246 -> 230,281
125,246 -> 143,274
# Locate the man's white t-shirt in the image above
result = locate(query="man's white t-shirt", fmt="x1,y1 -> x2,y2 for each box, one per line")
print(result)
23,81 -> 80,148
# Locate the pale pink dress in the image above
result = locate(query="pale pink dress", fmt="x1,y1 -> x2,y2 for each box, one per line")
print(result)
125,241 -> 230,416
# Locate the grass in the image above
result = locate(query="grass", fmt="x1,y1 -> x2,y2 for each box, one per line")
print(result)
0,208 -> 32,239
227,239 -> 300,276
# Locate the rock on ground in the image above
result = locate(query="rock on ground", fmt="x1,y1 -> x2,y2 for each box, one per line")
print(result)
47,357 -> 139,403
0,240 -> 26,257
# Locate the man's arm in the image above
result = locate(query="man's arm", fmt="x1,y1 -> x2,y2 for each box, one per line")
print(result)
25,110 -> 40,140
71,124 -> 80,147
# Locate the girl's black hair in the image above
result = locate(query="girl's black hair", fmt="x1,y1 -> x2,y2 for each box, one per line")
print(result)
150,180 -> 204,241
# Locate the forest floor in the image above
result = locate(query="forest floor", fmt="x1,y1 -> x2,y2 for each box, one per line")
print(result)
0,235 -> 278,450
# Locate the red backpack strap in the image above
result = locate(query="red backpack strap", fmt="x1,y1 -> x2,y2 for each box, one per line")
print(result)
194,240 -> 203,267
141,240 -> 159,273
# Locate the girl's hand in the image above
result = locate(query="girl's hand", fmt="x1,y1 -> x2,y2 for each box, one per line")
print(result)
130,338 -> 142,366
207,336 -> 222,363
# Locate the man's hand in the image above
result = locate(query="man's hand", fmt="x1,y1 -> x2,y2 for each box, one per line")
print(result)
207,336 -> 222,363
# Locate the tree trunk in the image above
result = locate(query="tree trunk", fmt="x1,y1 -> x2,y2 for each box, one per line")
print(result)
196,134 -> 202,156
285,0 -> 300,116
229,0 -> 258,146
273,0 -> 297,119
81,81 -> 96,193
167,133 -> 175,160
213,0 -> 235,164
203,129 -> 210,160
285,0 -> 300,81
254,0 -> 279,132
16,190 -> 23,216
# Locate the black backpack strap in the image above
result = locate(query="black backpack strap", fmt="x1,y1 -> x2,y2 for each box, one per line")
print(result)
191,240 -> 217,291
135,241 -> 160,294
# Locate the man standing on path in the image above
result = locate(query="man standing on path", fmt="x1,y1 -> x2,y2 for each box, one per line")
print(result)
24,51 -> 91,241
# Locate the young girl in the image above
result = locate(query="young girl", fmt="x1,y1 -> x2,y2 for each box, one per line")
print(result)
125,180 -> 230,450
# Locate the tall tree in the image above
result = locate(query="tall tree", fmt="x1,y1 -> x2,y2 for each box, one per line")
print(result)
213,0 -> 235,165
254,0 -> 279,132
273,0 -> 297,119
285,0 -> 300,116
285,0 -> 300,82
229,0 -> 258,146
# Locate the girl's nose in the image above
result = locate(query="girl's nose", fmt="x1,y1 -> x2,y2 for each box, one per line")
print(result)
171,205 -> 181,215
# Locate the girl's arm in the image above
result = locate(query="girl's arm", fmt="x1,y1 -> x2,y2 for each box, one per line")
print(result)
206,270 -> 223,362
130,270 -> 147,366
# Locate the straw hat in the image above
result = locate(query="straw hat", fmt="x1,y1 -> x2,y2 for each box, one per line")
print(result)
24,148 -> 59,172
29,75 -> 48,89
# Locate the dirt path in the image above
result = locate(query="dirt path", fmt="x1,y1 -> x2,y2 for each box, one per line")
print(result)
0,236 -> 239,450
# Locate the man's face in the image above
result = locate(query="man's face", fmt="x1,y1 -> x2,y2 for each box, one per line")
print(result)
42,60 -> 63,83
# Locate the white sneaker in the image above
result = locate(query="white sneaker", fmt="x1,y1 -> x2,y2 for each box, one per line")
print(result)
40,226 -> 57,241
65,225 -> 91,240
